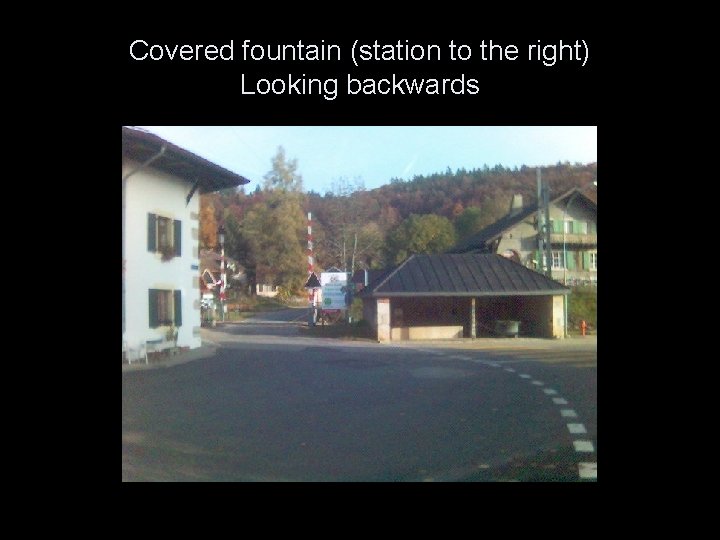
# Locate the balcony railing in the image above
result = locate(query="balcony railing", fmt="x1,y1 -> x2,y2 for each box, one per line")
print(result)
549,233 -> 597,246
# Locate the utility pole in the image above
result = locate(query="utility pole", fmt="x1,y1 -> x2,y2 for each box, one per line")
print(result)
536,168 -> 554,277
537,168 -> 546,274
350,232 -> 358,277
348,232 -> 358,324
543,177 -> 553,278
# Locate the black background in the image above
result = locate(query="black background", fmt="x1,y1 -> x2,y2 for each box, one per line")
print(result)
114,17 -> 616,503
120,27 -> 597,126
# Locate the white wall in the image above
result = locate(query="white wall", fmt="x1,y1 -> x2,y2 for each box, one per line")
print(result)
123,159 -> 201,357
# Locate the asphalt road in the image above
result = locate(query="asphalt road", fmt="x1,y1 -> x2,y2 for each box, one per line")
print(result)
122,308 -> 597,482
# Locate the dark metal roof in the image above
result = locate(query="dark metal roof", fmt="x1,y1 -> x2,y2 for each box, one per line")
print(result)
447,187 -> 597,254
351,268 -> 395,286
361,253 -> 569,297
448,206 -> 537,253
122,126 -> 250,193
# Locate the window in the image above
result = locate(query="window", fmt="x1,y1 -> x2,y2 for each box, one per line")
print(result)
563,221 -> 573,234
149,289 -> 182,328
157,216 -> 171,251
148,213 -> 181,257
552,251 -> 564,269
590,252 -> 597,270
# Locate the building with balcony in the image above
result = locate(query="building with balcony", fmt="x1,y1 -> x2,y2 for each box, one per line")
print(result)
448,187 -> 597,286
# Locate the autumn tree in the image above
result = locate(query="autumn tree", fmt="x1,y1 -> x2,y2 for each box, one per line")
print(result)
199,194 -> 218,249
243,190 -> 306,295
386,213 -> 456,265
263,146 -> 303,192
237,147 -> 307,297
316,176 -> 384,273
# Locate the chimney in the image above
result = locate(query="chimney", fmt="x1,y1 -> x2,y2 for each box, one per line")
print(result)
509,194 -> 523,216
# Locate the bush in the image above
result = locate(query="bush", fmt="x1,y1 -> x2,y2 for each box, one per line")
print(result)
349,297 -> 364,322
568,286 -> 597,331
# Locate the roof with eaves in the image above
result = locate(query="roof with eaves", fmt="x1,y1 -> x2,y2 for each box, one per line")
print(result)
359,253 -> 570,297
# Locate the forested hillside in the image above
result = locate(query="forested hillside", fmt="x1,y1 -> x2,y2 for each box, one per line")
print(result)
202,152 -> 597,297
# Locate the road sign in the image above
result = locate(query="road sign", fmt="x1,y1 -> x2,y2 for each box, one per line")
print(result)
321,271 -> 349,310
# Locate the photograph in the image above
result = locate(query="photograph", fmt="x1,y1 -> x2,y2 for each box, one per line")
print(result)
122,125 -> 597,482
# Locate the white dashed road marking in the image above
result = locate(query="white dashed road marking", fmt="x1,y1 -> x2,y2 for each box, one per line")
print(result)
432,349 -> 595,481
578,462 -> 597,479
573,441 -> 595,453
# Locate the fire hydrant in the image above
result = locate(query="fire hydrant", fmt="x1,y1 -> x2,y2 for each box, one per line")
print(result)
581,320 -> 587,337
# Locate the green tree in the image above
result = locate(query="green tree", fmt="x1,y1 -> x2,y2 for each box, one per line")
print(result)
386,213 -> 456,265
224,213 -> 256,296
455,206 -> 485,241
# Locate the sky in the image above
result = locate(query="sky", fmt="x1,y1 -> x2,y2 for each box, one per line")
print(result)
137,126 -> 597,195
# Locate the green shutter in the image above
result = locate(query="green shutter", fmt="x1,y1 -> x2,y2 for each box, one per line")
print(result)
148,213 -> 157,252
567,250 -> 576,270
149,289 -> 159,328
174,219 -> 182,257
553,220 -> 563,233
583,251 -> 590,270
174,290 -> 182,327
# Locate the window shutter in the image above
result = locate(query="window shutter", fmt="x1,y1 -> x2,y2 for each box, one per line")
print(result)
553,220 -> 563,233
583,251 -> 590,270
148,213 -> 157,252
174,289 -> 182,327
567,250 -> 576,270
174,219 -> 182,257
149,289 -> 159,328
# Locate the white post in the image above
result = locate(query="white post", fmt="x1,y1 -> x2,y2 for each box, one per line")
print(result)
563,207 -> 567,286
220,241 -> 226,322
307,212 -> 316,324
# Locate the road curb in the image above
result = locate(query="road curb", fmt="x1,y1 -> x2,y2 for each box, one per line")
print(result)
122,345 -> 218,372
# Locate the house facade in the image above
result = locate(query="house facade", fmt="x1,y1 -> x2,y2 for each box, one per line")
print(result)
122,127 -> 249,361
449,188 -> 597,286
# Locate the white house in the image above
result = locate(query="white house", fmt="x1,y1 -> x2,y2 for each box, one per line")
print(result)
122,127 -> 250,362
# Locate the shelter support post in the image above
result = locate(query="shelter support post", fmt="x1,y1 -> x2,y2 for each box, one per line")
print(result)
377,298 -> 391,342
470,297 -> 476,339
